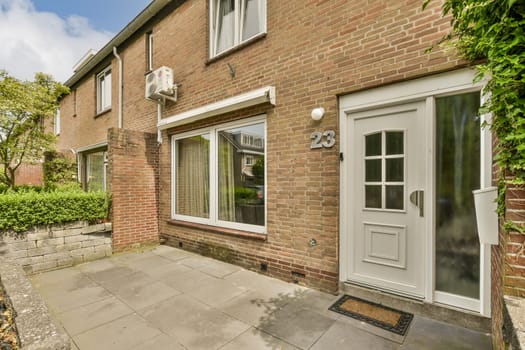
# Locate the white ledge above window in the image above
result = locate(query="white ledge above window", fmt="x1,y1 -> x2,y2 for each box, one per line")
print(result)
158,86 -> 275,130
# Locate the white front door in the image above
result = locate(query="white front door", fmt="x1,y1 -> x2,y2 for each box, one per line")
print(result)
347,102 -> 427,298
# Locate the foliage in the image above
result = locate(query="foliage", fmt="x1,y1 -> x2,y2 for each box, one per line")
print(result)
0,190 -> 109,232
252,157 -> 264,184
0,71 -> 69,189
234,186 -> 258,204
424,0 -> 525,221
43,151 -> 77,188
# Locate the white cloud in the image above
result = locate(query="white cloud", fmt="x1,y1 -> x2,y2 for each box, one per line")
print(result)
0,0 -> 113,82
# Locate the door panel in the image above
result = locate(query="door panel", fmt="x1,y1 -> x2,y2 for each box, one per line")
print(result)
348,102 -> 426,298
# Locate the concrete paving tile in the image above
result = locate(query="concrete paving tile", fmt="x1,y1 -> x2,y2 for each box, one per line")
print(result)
96,269 -> 155,294
310,320 -> 399,350
119,254 -> 174,272
224,269 -> 306,296
129,334 -> 186,350
281,289 -> 341,320
198,259 -> 242,278
30,266 -> 84,287
178,255 -> 216,269
83,265 -> 136,287
111,250 -> 158,266
44,284 -> 113,313
76,258 -> 117,274
220,328 -> 300,350
31,273 -> 97,300
258,306 -> 336,349
142,260 -> 193,280
400,316 -> 492,350
56,296 -> 134,336
113,280 -> 182,310
190,277 -> 247,307
140,294 -> 250,350
152,246 -> 194,261
218,290 -> 287,327
162,268 -> 219,293
73,313 -> 161,350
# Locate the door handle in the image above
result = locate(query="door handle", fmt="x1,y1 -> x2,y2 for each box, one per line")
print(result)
409,190 -> 424,217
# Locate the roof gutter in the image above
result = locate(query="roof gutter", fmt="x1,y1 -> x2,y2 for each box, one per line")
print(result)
64,0 -> 172,87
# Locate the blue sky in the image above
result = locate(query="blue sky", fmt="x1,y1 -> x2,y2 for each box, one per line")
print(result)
31,0 -> 152,33
0,0 -> 152,82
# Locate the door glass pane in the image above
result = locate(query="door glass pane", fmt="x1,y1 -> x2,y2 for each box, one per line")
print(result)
386,131 -> 403,155
218,123 -> 265,226
435,91 -> 481,299
365,185 -> 382,208
176,135 -> 210,218
365,133 -> 381,156
386,158 -> 403,182
365,159 -> 381,182
385,185 -> 404,210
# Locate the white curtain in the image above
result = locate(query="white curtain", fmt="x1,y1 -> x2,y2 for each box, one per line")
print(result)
216,0 -> 235,53
176,136 -> 210,218
242,0 -> 261,40
218,132 -> 235,222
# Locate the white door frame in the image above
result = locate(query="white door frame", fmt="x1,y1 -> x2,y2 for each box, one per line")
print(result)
339,68 -> 491,317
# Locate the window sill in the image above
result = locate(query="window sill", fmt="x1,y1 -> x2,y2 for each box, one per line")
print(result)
95,108 -> 111,118
167,219 -> 267,241
206,33 -> 267,65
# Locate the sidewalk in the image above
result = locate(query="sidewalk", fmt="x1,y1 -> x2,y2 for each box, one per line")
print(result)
29,246 -> 492,350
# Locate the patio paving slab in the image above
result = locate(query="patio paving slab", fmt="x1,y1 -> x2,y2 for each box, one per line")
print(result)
28,245 -> 493,350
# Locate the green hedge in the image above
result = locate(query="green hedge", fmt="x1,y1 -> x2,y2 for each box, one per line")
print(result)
0,191 -> 110,232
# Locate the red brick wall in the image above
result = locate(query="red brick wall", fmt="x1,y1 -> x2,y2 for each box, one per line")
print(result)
504,186 -> 525,297
108,128 -> 160,252
14,163 -> 43,186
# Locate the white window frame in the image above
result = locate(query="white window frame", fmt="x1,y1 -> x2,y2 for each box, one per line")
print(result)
96,66 -> 112,114
54,108 -> 60,135
171,115 -> 267,234
209,0 -> 267,58
147,32 -> 154,71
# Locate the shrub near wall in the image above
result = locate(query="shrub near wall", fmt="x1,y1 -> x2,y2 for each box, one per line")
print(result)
0,191 -> 109,232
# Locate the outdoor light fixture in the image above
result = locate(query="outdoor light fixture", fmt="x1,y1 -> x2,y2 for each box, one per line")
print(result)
311,107 -> 325,121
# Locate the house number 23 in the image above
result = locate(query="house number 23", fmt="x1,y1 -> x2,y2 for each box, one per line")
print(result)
310,130 -> 336,149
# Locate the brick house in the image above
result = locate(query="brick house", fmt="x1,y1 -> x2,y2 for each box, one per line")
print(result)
55,0 -> 524,346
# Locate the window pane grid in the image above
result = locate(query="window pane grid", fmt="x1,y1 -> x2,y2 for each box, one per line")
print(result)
364,131 -> 405,211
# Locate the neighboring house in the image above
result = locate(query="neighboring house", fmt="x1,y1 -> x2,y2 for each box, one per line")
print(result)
56,0 -> 523,345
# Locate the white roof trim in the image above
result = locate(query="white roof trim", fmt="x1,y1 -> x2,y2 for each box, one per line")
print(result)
158,86 -> 276,130
76,141 -> 108,153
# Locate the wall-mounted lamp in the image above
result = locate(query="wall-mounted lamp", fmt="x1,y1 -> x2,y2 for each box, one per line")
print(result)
311,107 -> 325,121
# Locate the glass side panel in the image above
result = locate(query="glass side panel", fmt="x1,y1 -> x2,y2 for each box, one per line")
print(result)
365,185 -> 382,208
175,135 -> 210,218
435,91 -> 481,299
218,122 -> 265,226
385,185 -> 404,210
86,151 -> 105,192
386,131 -> 404,155
365,159 -> 381,182
365,133 -> 381,156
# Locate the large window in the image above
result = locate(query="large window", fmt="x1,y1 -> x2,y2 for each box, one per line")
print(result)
83,150 -> 107,192
172,116 -> 266,233
210,0 -> 266,57
96,67 -> 112,114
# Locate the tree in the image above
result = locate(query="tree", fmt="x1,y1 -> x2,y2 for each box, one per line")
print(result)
0,71 -> 69,189
424,0 -> 525,213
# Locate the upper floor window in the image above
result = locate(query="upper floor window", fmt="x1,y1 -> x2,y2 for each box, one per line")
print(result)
96,66 -> 112,114
210,0 -> 266,57
54,108 -> 60,135
146,32 -> 154,71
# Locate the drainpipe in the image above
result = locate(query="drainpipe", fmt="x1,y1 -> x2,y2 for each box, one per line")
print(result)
157,103 -> 163,144
112,47 -> 123,129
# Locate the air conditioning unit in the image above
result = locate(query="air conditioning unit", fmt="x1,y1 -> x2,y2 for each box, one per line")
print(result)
145,66 -> 177,102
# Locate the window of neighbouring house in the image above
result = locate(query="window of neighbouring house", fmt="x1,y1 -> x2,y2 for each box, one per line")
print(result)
146,32 -> 154,71
83,150 -> 107,191
54,108 -> 60,135
172,116 -> 266,233
96,67 -> 112,114
210,0 -> 266,57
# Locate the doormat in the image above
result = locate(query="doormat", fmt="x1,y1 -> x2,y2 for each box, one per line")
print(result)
328,294 -> 413,336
